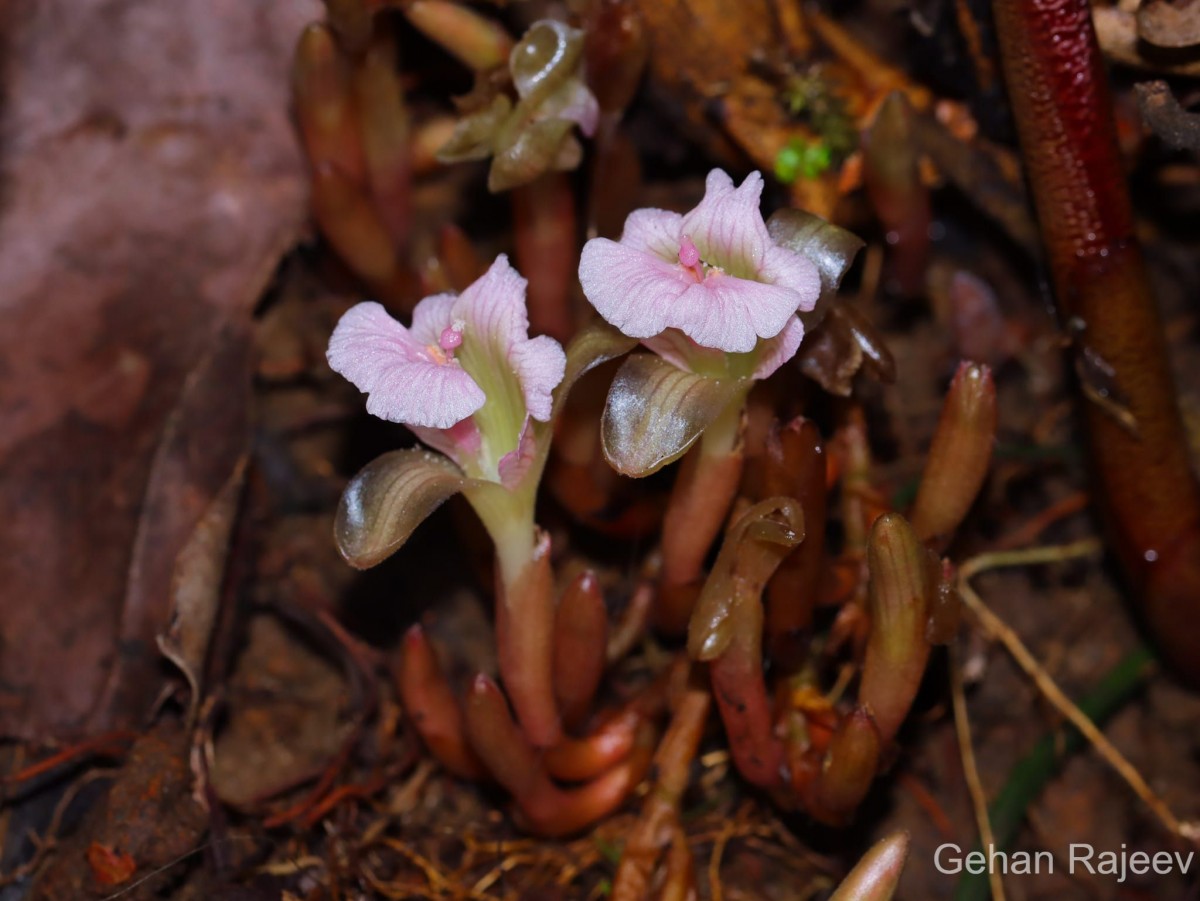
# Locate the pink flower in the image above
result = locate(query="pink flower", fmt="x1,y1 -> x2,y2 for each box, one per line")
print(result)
578,169 -> 820,376
328,255 -> 566,478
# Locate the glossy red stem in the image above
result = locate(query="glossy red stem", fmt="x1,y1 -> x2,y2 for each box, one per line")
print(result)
552,570 -> 609,730
493,537 -> 562,747
513,172 -> 577,342
464,675 -> 652,837
993,0 -> 1200,683
709,594 -> 786,790
396,625 -> 485,779
762,418 -> 827,670
542,708 -> 640,781
863,91 -> 931,297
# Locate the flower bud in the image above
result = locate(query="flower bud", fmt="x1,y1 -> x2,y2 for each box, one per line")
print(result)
910,361 -> 997,544
828,831 -> 910,901
808,706 -> 881,824
859,513 -> 933,743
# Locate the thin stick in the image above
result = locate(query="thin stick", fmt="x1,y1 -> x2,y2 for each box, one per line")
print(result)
950,644 -> 1006,901
988,490 -> 1088,552
708,820 -> 735,901
957,539 -> 1200,842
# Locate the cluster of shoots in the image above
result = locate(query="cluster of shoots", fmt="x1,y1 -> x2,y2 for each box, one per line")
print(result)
294,1 -> 998,894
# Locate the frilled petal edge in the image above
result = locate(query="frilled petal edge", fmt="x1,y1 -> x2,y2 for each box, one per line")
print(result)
757,243 -> 821,313
510,333 -> 566,422
752,315 -> 805,379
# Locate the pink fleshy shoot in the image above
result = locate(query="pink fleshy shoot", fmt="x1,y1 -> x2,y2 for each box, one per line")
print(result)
578,169 -> 821,361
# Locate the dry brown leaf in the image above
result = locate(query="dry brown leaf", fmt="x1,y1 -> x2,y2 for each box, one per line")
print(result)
0,0 -> 319,738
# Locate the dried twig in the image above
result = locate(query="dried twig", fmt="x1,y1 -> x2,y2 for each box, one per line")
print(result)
950,643 -> 1005,901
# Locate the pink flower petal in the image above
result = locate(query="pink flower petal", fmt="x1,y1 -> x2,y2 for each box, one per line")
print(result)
757,243 -> 820,313
579,169 -> 824,357
510,334 -> 566,422
752,316 -> 805,379
451,254 -> 566,422
620,208 -> 684,261
680,169 -> 772,278
327,302 -> 485,429
675,274 -> 808,353
453,255 -> 530,353
578,238 -> 692,339
409,292 -> 457,346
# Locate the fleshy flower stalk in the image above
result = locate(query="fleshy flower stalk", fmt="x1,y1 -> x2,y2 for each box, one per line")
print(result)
579,169 -> 823,627
327,254 -> 568,745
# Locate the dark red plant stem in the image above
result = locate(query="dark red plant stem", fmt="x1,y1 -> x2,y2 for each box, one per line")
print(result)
436,223 -> 486,292
762,418 -> 827,670
395,625 -> 485,780
543,708 -> 640,781
355,26 -> 411,251
513,172 -> 577,342
464,675 -> 652,837
607,579 -> 655,664
993,0 -> 1200,683
493,534 -> 562,748
863,91 -> 931,297
583,0 -> 647,242
552,570 -> 609,730
709,593 -> 786,790
463,675 -> 545,801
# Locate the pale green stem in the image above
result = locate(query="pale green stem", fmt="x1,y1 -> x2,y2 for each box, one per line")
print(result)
463,480 -> 562,747
699,383 -> 751,458
464,481 -> 537,586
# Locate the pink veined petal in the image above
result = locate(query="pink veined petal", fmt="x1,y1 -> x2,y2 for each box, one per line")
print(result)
680,169 -> 772,278
362,361 -> 485,428
579,238 -> 693,339
453,254 -> 530,353
752,315 -> 805,379
757,243 -> 821,312
619,208 -> 684,261
409,292 -> 458,346
327,302 -> 486,429
328,302 -> 426,368
671,275 -> 807,353
510,333 -> 566,422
